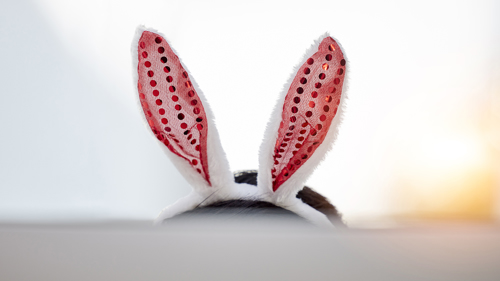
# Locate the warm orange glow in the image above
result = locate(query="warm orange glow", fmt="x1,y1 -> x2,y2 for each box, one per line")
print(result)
393,135 -> 496,220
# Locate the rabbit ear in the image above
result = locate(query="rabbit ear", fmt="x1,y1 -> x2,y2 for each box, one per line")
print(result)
133,26 -> 233,195
258,35 -> 348,203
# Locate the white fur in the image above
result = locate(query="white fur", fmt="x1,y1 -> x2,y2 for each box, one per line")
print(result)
257,33 -> 350,204
281,197 -> 334,228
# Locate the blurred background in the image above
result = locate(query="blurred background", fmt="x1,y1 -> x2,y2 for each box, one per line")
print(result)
0,0 -> 499,226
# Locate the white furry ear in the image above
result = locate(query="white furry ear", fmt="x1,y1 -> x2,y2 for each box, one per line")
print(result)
132,26 -> 234,199
257,35 -> 349,204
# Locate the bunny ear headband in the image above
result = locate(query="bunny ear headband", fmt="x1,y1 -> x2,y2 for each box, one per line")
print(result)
132,26 -> 348,228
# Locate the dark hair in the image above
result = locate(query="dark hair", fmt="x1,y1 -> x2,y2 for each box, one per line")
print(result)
170,171 -> 345,227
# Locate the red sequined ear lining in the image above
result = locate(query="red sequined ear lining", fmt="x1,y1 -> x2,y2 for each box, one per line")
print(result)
272,39 -> 346,191
137,31 -> 211,186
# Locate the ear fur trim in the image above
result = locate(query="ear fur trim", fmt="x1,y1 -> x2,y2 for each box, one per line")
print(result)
257,33 -> 350,203
132,26 -> 234,197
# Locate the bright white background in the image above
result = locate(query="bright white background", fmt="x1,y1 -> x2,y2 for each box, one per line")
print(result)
1,0 -> 499,224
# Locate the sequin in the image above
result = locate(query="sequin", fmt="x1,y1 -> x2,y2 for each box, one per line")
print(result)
174,104 -> 181,111
185,81 -> 192,88
294,97 -> 301,104
289,125 -> 295,131
298,136 -> 304,141
296,87 -> 304,94
169,86 -> 176,92
323,105 -> 330,112
178,113 -> 185,120
301,122 -> 308,127
295,143 -> 302,148
320,114 -> 326,122
307,58 -> 314,65
140,42 -> 145,48
181,123 -> 187,129
325,54 -> 332,61
340,59 -> 346,66
172,95 -> 179,102
315,82 -> 322,89
196,145 -> 200,151
300,130 -> 306,134
191,139 -> 196,144
145,61 -> 151,67
338,68 -> 344,75
156,99 -> 162,105
325,95 -> 332,102
159,108 -> 165,115
161,118 -> 168,124
147,111 -> 152,117
308,101 -> 315,108
301,154 -> 308,159
161,57 -> 167,63
155,37 -> 162,43
153,90 -> 159,96
291,106 -> 298,113
147,70 -> 154,77
295,159 -> 301,165
188,90 -> 195,97
290,116 -> 296,122
142,51 -> 148,58
310,128 -> 317,136
191,100 -> 198,106
328,44 -> 335,51
183,72 -> 188,78
191,159 -> 198,165
322,63 -> 329,71
196,117 -> 203,122
319,73 -> 326,80
139,93 -> 145,99
334,78 -> 340,85
306,111 -> 313,117
329,87 -> 336,93
197,124 -> 203,130
150,80 -> 157,87
316,124 -> 322,130
164,139 -> 170,146
164,66 -> 170,73
303,68 -> 310,74
166,76 -> 173,83
193,108 -> 200,114
311,91 -> 318,98
138,83 -> 142,90
158,47 -> 165,53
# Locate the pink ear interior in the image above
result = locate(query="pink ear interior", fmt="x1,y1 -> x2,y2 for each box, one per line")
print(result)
272,37 -> 346,191
137,31 -> 211,186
